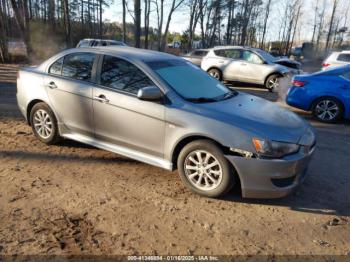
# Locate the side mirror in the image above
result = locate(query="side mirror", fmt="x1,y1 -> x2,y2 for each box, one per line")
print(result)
137,86 -> 163,101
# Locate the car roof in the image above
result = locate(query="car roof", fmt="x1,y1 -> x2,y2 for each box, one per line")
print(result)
212,45 -> 250,50
72,46 -> 178,62
317,64 -> 350,75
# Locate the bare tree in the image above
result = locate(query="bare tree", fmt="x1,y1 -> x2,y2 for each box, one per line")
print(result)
144,0 -> 151,48
325,0 -> 338,51
134,0 -> 141,47
260,0 -> 271,49
122,0 -> 126,42
160,0 -> 185,51
10,0 -> 32,53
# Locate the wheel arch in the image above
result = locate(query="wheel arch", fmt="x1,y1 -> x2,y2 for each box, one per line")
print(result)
264,72 -> 283,87
171,135 -> 241,176
309,95 -> 346,112
26,99 -> 57,125
171,134 -> 242,195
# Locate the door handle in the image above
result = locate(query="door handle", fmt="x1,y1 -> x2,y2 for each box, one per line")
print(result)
241,63 -> 247,66
340,85 -> 349,90
47,81 -> 57,89
94,94 -> 109,103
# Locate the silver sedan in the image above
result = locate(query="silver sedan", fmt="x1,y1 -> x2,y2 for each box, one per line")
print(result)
16,46 -> 315,198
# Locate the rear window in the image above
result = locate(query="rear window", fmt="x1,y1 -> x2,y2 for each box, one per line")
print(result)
338,53 -> 350,62
62,52 -> 96,81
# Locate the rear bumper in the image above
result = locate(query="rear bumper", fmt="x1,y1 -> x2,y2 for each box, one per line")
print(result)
226,146 -> 315,199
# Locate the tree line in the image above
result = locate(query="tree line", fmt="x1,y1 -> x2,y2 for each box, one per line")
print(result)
0,0 -> 349,62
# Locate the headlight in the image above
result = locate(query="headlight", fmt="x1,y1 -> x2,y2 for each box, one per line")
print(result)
252,138 -> 300,158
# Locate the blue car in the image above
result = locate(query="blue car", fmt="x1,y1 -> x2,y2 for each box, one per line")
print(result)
286,65 -> 350,123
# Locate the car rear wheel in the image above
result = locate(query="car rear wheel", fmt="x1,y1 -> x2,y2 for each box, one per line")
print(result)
208,68 -> 222,81
312,97 -> 343,123
265,74 -> 280,92
30,102 -> 60,144
177,140 -> 235,198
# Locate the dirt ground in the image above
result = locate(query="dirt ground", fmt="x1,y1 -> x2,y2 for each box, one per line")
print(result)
0,63 -> 350,256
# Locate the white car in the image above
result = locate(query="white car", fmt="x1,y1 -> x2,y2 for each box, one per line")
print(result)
322,51 -> 350,70
200,46 -> 300,92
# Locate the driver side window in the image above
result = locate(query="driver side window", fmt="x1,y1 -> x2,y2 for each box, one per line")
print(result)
242,51 -> 263,64
100,55 -> 154,94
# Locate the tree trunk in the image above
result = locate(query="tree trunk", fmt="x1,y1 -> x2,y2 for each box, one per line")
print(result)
48,0 -> 55,30
134,0 -> 141,47
10,0 -> 32,54
122,0 -> 126,42
62,0 -> 71,47
99,0 -> 102,38
144,0 -> 150,48
156,0 -> 164,51
325,0 -> 337,51
260,0 -> 271,49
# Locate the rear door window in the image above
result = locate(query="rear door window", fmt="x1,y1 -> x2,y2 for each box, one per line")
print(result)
99,55 -> 154,94
62,52 -> 96,81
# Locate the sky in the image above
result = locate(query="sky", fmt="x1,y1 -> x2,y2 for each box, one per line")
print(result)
103,0 -> 348,43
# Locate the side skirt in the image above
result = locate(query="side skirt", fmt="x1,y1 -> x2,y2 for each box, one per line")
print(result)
61,132 -> 173,171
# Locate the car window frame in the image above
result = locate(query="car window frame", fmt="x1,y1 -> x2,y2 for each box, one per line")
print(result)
46,51 -> 99,84
337,53 -> 350,62
95,54 -> 164,98
241,50 -> 264,64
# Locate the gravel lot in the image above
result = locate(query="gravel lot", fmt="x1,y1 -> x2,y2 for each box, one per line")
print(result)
0,63 -> 350,256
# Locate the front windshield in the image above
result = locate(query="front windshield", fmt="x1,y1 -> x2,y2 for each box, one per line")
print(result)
146,59 -> 233,101
255,49 -> 276,62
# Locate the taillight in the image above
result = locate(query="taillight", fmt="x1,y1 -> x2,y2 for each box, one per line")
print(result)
322,63 -> 330,68
292,80 -> 307,87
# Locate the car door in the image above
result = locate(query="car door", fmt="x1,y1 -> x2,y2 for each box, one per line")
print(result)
93,54 -> 165,157
44,52 -> 97,136
217,49 -> 242,81
238,50 -> 266,84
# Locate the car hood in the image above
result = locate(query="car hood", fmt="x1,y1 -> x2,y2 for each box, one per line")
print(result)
194,92 -> 311,145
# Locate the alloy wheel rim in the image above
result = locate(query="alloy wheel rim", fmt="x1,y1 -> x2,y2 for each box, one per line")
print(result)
184,150 -> 223,191
33,109 -> 53,139
209,70 -> 220,79
268,77 -> 279,89
315,100 -> 339,121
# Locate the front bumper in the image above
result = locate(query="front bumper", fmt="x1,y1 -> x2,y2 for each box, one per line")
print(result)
226,145 -> 315,199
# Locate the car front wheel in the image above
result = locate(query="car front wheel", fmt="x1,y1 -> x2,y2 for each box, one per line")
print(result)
265,74 -> 280,92
177,140 -> 235,198
312,97 -> 343,123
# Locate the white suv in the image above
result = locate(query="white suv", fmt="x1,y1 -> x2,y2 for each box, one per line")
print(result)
322,51 -> 350,70
201,46 -> 298,92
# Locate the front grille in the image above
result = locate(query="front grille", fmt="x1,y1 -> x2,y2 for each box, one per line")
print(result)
271,175 -> 296,188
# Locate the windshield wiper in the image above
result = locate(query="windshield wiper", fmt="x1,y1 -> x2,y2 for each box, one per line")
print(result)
214,90 -> 238,101
186,97 -> 218,103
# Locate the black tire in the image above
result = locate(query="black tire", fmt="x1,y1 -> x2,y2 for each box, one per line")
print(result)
265,74 -> 280,92
311,97 -> 344,123
177,139 -> 235,198
207,68 -> 222,81
30,102 -> 61,144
